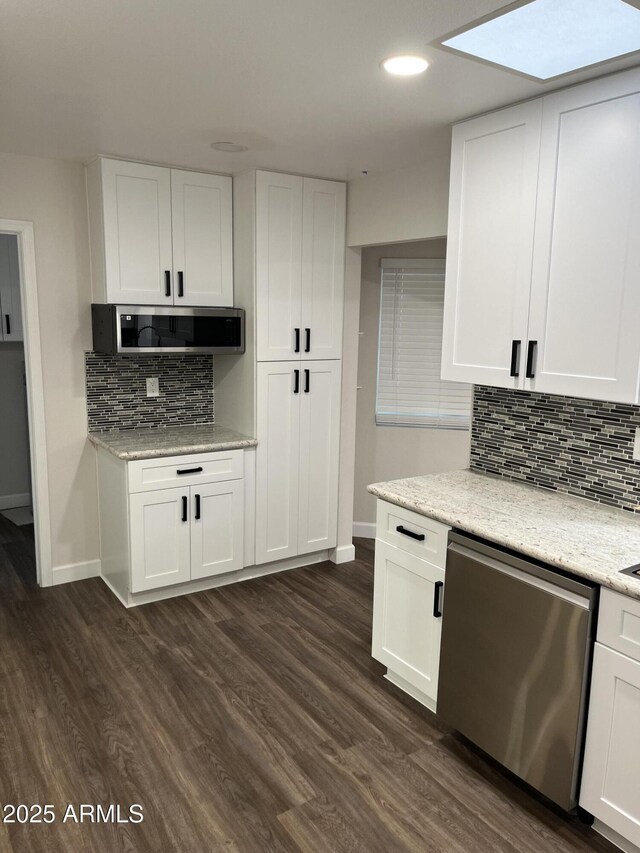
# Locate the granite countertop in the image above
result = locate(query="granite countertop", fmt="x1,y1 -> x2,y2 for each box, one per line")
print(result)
368,469 -> 640,600
88,424 -> 257,460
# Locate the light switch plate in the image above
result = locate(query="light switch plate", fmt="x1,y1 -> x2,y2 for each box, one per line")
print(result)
633,427 -> 640,461
146,377 -> 159,397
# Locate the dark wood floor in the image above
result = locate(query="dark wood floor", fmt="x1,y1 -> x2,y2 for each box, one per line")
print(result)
0,518 -> 618,853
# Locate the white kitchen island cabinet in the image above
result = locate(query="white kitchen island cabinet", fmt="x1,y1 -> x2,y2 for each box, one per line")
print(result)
87,158 -> 233,307
442,66 -> 640,404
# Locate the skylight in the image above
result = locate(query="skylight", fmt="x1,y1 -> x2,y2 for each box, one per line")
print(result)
440,0 -> 640,81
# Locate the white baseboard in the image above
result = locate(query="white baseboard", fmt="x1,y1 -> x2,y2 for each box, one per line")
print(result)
353,522 -> 376,539
52,558 -> 102,586
0,492 -> 31,511
593,820 -> 640,853
330,544 -> 356,564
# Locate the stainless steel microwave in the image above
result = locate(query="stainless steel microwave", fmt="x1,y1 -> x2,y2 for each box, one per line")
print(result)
91,304 -> 245,356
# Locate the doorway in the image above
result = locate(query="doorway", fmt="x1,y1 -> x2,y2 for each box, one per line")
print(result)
0,221 -> 51,586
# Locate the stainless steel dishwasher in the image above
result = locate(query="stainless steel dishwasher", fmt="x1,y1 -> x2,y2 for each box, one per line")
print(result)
437,532 -> 598,811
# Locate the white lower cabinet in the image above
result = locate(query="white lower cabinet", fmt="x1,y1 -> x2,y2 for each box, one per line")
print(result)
97,448 -> 246,603
580,591 -> 640,848
372,537 -> 445,712
255,359 -> 341,565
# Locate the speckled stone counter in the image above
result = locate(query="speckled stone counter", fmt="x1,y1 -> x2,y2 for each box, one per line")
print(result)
88,424 -> 257,460
368,469 -> 640,600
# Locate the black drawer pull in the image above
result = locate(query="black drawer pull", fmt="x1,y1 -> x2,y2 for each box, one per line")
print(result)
181,496 -> 188,523
305,328 -> 311,353
294,369 -> 300,394
433,581 -> 444,619
510,339 -> 521,377
304,368 -> 310,393
294,328 -> 300,353
195,494 -> 201,520
526,340 -> 537,379
396,525 -> 425,542
178,270 -> 184,297
177,466 -> 203,475
164,270 -> 171,297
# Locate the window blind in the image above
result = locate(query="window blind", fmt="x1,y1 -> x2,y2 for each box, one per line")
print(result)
376,259 -> 471,429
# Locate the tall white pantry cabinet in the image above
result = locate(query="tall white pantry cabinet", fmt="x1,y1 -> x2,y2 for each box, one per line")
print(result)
217,169 -> 346,568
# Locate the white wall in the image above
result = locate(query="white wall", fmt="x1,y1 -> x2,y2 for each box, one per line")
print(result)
346,154 -> 450,248
0,343 -> 31,506
0,152 -> 98,571
353,239 -> 470,528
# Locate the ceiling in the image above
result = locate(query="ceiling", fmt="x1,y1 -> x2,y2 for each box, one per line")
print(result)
2,0 -> 640,180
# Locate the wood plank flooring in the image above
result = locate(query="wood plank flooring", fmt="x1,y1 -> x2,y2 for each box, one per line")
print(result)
0,521 -> 618,853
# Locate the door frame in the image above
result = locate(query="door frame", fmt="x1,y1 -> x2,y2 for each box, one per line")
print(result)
0,219 -> 51,586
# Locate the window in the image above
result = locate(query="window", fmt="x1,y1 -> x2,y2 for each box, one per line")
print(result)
376,259 -> 471,429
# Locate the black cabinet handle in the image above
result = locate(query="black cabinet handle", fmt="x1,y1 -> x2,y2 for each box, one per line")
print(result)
177,466 -> 203,475
294,328 -> 300,353
294,369 -> 300,394
396,525 -> 425,542
195,494 -> 201,521
181,496 -> 188,523
304,369 -> 310,393
510,340 -> 521,377
178,271 -> 184,298
433,581 -> 444,618
165,270 -> 171,297
305,328 -> 311,353
4,315 -> 10,336
526,340 -> 538,379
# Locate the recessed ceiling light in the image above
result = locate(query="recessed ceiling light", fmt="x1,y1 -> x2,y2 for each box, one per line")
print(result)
211,141 -> 248,153
439,0 -> 640,81
382,55 -> 429,76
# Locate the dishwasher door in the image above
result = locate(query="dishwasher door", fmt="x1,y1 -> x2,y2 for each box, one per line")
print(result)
437,533 -> 597,811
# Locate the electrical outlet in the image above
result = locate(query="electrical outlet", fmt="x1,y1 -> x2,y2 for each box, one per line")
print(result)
146,377 -> 160,397
634,427 -> 640,462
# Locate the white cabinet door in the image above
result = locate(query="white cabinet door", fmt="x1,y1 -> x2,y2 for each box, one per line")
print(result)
255,362 -> 301,564
527,73 -> 640,403
300,178 -> 345,361
101,158 -> 173,305
298,360 -> 341,554
256,171 -> 303,361
171,170 -> 233,307
580,643 -> 640,847
0,234 -> 22,342
372,539 -> 444,708
129,487 -> 191,592
191,480 -> 244,579
441,101 -> 542,387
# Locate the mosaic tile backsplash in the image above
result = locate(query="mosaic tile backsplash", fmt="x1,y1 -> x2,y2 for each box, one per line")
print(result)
471,385 -> 640,513
85,352 -> 214,432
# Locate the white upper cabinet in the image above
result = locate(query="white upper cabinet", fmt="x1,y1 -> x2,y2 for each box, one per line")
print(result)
442,67 -> 640,404
442,101 -> 542,388
171,169 -> 233,307
527,74 -> 640,402
300,179 -> 346,361
0,234 -> 23,342
255,171 -> 303,360
255,171 -> 345,361
87,158 -> 233,307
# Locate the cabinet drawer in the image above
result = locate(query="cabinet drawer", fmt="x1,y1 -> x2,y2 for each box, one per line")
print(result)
376,500 -> 449,568
598,588 -> 640,663
128,450 -> 243,493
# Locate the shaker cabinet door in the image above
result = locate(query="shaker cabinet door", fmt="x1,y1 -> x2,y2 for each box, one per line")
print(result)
101,158 -> 173,305
190,480 -> 244,579
441,100 -> 541,388
129,487 -> 191,592
527,74 -> 640,403
171,170 -> 233,307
